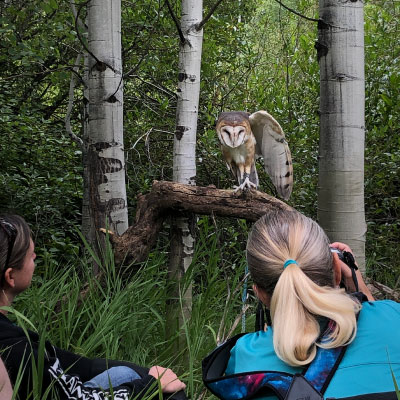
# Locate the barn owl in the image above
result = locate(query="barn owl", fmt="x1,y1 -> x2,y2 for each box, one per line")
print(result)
216,111 -> 293,200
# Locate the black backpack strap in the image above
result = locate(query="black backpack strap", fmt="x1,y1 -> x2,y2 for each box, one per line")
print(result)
203,333 -> 293,400
255,301 -> 271,331
285,374 -> 323,400
202,334 -> 246,382
202,333 -> 345,400
255,301 -> 265,331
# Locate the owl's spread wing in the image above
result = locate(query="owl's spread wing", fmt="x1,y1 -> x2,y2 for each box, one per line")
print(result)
249,111 -> 293,200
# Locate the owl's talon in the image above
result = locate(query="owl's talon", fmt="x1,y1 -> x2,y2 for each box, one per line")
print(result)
234,177 -> 257,192
233,186 -> 247,193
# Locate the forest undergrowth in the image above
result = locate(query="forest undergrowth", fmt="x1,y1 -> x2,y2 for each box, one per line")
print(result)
9,214 -> 400,399
9,217 -> 250,399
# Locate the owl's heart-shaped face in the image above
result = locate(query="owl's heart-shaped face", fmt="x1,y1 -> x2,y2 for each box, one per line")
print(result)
217,124 -> 248,148
216,112 -> 251,148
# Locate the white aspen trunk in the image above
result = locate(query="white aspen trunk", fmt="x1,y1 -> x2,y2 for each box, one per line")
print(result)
173,1 -> 203,185
168,0 -> 203,344
81,12 -> 92,245
317,0 -> 366,270
85,0 -> 128,250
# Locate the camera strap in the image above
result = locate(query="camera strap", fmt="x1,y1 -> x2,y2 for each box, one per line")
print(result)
342,251 -> 359,292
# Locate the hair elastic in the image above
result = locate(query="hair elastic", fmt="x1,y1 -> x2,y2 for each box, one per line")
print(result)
283,259 -> 297,269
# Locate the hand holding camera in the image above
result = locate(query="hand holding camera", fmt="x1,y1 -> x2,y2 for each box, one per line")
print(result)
330,242 -> 374,301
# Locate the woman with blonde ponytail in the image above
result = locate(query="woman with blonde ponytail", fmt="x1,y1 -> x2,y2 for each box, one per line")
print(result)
247,210 -> 362,367
221,209 -> 400,399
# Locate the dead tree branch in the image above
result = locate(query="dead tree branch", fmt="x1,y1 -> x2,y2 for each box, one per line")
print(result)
165,0 -> 186,44
58,182 -> 399,312
65,53 -> 84,148
108,181 -> 293,264
274,0 -> 319,23
367,279 -> 400,302
70,0 -> 87,31
195,0 -> 225,31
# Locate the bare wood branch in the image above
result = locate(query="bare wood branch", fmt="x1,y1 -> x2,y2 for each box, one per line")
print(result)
74,0 -> 99,63
366,279 -> 400,302
195,0 -> 224,31
220,304 -> 250,345
108,181 -> 293,264
65,53 -> 84,148
73,0 -> 117,73
70,0 -> 87,31
58,182 -> 399,313
274,0 -> 319,23
217,272 -> 250,345
123,53 -> 146,79
165,0 -> 186,44
131,74 -> 177,98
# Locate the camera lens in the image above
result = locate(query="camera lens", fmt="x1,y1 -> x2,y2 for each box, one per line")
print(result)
330,247 -> 345,262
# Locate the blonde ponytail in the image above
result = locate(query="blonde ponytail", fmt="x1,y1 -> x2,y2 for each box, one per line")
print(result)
247,210 -> 361,367
271,263 -> 360,366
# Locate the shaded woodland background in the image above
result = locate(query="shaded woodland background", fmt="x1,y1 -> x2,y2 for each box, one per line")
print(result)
1,0 -> 398,284
0,1 -> 399,395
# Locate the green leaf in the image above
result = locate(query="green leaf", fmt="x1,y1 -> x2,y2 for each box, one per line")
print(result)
49,0 -> 58,10
390,365 -> 400,399
381,93 -> 393,106
41,2 -> 53,13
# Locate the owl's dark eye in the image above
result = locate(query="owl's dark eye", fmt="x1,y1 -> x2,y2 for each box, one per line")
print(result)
223,129 -> 230,136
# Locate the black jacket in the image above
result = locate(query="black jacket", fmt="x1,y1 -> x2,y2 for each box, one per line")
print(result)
0,313 -> 160,399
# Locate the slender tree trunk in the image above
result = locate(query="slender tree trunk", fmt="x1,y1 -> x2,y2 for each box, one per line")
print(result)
68,1 -> 92,245
84,0 -> 128,260
167,0 -> 203,348
173,1 -> 203,186
82,15 -> 92,247
317,0 -> 366,270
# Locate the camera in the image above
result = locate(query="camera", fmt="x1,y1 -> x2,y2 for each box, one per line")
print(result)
330,248 -> 358,270
330,247 -> 359,292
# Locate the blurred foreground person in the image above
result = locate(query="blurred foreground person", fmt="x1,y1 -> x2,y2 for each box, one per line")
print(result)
0,215 -> 186,400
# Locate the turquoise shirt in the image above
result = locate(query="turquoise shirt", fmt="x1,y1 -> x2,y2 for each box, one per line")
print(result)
225,300 -> 400,398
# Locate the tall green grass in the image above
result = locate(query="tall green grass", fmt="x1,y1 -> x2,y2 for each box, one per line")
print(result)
5,215 -> 400,399
8,217 -> 248,399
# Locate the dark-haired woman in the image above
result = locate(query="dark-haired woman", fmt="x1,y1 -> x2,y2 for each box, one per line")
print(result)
215,210 -> 399,399
0,215 -> 186,400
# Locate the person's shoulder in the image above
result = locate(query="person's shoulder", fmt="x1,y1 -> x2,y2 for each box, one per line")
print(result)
0,313 -> 36,343
227,328 -> 300,376
0,313 -> 11,323
359,299 -> 400,327
0,314 -> 16,338
362,299 -> 400,312
236,329 -> 274,348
